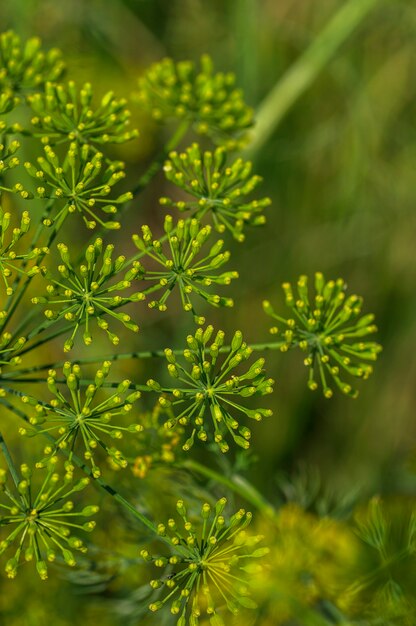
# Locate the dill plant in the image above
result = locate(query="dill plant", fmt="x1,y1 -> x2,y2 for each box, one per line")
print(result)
0,29 -> 388,626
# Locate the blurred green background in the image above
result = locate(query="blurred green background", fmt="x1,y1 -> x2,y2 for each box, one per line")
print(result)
1,0 -> 415,623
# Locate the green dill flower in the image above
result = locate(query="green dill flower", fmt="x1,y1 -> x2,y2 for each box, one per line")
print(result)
0,332 -> 26,394
24,143 -> 132,230
142,497 -> 267,625
160,144 -> 271,241
32,238 -> 143,351
0,90 -> 19,123
0,30 -> 64,93
0,208 -> 48,295
263,272 -> 382,398
0,457 -> 97,580
146,325 -> 274,453
19,361 -> 142,478
0,139 -> 20,175
28,81 -> 139,146
136,55 -> 253,149
133,215 -> 237,323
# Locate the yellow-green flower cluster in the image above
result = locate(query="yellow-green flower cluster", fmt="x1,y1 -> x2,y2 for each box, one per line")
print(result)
142,497 -> 267,625
0,207 -> 48,295
263,272 -> 382,398
19,361 -> 142,478
0,31 -> 64,94
146,326 -> 273,453
24,143 -> 132,230
28,81 -> 139,146
133,215 -> 237,323
160,144 -> 270,241
136,55 -> 253,148
0,456 -> 97,580
32,238 -> 143,351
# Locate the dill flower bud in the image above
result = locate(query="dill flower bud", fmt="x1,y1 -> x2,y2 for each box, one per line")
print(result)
133,215 -> 237,322
0,92 -> 19,128
0,139 -> 20,174
0,458 -> 97,579
0,30 -> 64,93
160,144 -> 271,241
143,497 -> 267,624
28,81 -> 138,145
20,361 -> 142,478
32,238 -> 143,350
147,326 -> 274,453
263,272 -> 382,398
24,142 -> 132,230
0,207 -> 48,295
0,332 -> 26,394
136,55 -> 253,149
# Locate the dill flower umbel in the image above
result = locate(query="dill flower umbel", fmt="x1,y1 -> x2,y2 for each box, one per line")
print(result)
133,214 -> 237,322
136,55 -> 253,148
32,238 -> 143,350
142,497 -> 267,625
160,144 -> 271,241
0,207 -> 47,295
0,30 -> 64,94
0,455 -> 98,580
28,81 -> 139,145
24,142 -> 132,229
263,272 -> 382,397
19,361 -> 143,477
146,325 -> 274,452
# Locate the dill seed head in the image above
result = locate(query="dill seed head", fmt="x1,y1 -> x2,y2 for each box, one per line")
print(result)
146,325 -> 274,453
263,272 -> 382,398
160,144 -> 271,241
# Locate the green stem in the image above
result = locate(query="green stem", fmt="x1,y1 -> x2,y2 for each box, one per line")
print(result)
130,119 -> 190,199
0,431 -> 21,489
179,458 -> 275,519
4,339 -> 287,378
247,0 -> 381,155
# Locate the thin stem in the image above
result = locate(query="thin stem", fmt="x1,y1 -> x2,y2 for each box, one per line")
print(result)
179,458 -> 275,519
0,431 -> 21,489
247,0 -> 381,155
4,339 -> 287,378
